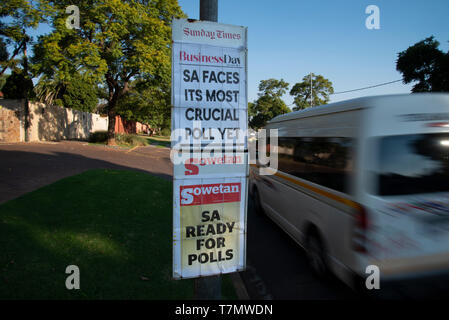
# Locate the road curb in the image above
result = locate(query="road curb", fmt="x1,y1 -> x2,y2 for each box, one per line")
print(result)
238,262 -> 274,300
230,272 -> 250,300
125,146 -> 140,153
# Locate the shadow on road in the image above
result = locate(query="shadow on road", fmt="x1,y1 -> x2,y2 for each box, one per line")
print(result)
0,145 -> 172,204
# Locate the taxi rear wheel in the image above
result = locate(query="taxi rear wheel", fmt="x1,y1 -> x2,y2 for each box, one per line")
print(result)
252,187 -> 264,215
306,230 -> 329,278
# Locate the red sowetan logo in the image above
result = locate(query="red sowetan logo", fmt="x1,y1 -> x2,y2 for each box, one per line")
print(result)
180,183 -> 241,206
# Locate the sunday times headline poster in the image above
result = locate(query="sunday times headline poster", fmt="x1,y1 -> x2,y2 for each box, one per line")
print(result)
171,19 -> 248,279
171,19 -> 248,149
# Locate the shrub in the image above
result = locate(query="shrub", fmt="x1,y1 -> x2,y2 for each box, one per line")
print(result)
89,131 -> 108,143
62,77 -> 98,112
160,128 -> 171,137
2,71 -> 34,99
115,133 -> 148,147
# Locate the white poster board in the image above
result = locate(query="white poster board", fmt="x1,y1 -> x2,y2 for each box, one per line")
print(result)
171,19 -> 248,279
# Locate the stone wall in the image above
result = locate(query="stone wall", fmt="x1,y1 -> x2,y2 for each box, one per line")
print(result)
0,99 -> 108,143
0,99 -> 25,142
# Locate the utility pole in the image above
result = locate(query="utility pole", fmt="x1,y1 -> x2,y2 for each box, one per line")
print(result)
310,72 -> 313,107
23,29 -> 30,142
200,0 -> 218,22
195,0 -> 221,300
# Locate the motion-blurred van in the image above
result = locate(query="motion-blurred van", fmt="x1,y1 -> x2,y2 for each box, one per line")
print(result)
249,93 -> 449,288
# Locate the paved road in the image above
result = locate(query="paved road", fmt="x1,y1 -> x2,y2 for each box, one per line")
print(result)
0,141 -> 172,204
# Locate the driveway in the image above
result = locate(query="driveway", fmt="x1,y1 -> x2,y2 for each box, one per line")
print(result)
0,141 -> 172,204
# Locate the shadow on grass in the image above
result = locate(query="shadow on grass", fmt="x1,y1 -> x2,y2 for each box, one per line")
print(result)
0,169 -> 194,299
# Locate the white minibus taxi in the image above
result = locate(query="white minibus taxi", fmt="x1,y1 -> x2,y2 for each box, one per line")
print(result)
249,93 -> 449,288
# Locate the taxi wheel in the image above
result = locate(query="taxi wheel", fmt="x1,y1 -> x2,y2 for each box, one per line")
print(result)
306,230 -> 329,279
252,187 -> 264,216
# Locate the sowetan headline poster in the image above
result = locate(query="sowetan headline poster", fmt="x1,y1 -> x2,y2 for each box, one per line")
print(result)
171,19 -> 248,279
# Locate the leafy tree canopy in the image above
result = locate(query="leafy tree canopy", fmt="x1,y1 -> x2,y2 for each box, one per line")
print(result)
2,69 -> 34,99
61,75 -> 98,112
0,38 -> 8,62
32,0 -> 185,143
258,78 -> 289,98
116,79 -> 171,130
396,36 -> 449,92
34,72 -> 98,112
0,0 -> 50,75
0,73 -> 7,90
249,78 -> 291,129
289,73 -> 334,111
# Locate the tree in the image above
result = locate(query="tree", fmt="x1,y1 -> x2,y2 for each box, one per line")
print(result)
32,0 -> 185,144
34,75 -> 66,105
116,79 -> 171,131
2,69 -> 34,99
248,78 -> 291,129
0,0 -> 50,75
289,73 -> 334,111
34,73 -> 98,112
258,78 -> 289,98
61,76 -> 98,112
396,36 -> 449,92
0,73 -> 7,90
0,38 -> 8,63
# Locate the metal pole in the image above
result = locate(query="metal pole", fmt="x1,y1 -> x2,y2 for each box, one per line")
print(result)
23,30 -> 30,142
200,0 -> 218,22
195,0 -> 221,300
310,72 -> 313,107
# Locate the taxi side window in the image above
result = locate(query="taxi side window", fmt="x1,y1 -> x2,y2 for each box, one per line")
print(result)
277,137 -> 354,194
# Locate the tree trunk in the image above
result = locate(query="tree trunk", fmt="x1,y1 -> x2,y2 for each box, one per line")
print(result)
105,78 -> 129,145
107,109 -> 116,145
106,85 -> 120,145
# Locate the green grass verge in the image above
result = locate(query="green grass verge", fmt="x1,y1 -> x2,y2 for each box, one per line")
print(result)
87,142 -> 132,150
144,135 -> 170,141
145,136 -> 170,148
0,169 -> 237,300
90,133 -> 170,148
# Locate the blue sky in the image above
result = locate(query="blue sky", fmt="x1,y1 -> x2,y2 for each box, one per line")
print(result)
179,0 -> 449,106
12,0 -> 449,107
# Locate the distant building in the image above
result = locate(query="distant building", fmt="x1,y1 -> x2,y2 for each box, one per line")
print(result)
114,115 -> 151,135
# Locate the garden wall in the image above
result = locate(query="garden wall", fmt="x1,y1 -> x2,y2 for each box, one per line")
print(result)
0,99 -> 108,143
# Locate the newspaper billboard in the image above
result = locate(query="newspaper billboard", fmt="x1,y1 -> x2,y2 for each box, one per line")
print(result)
171,19 -> 248,279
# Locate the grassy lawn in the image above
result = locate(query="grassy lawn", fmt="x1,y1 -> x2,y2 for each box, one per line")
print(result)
144,135 -> 170,148
0,169 -> 237,299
